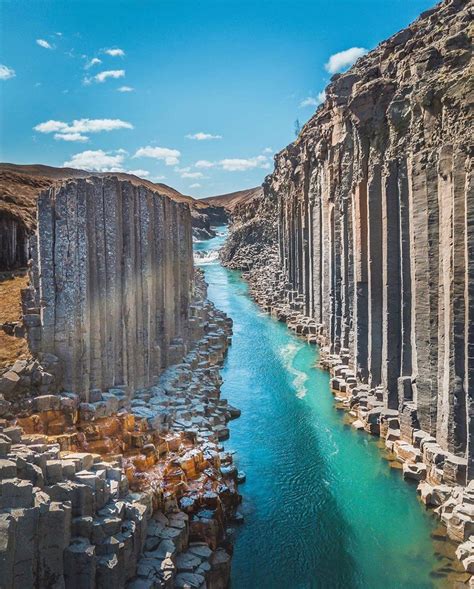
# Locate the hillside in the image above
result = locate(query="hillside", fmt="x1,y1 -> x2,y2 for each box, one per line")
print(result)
201,186 -> 262,211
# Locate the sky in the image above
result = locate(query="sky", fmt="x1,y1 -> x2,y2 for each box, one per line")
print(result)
0,0 -> 435,199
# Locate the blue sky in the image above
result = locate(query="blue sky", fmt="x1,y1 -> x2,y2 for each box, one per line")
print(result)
1,0 -> 434,198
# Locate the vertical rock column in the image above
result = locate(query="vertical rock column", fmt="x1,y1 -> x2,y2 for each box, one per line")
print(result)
25,176 -> 194,399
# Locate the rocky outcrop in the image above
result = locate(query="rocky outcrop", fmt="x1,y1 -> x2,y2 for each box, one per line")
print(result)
0,172 -> 242,587
191,205 -> 228,241
223,0 -> 472,536
219,187 -> 273,270
0,215 -> 29,270
21,177 -> 196,397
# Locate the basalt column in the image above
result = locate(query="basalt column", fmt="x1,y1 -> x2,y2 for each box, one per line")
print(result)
222,0 -> 473,477
23,176 -> 194,398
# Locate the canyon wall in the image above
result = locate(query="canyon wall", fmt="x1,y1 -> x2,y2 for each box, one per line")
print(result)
222,0 -> 473,478
23,176 -> 194,397
0,164 -> 226,270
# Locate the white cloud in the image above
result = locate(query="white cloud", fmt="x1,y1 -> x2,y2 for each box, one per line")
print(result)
186,132 -> 222,141
117,85 -> 134,92
37,39 -> 53,50
54,132 -> 88,142
325,47 -> 367,74
262,147 -> 273,154
195,160 -> 215,169
0,64 -> 15,80
220,155 -> 270,172
189,183 -> 201,188
105,48 -> 125,57
127,169 -> 149,177
85,57 -> 102,69
94,69 -> 125,83
150,175 -> 166,181
133,146 -> 181,166
194,155 -> 271,172
35,118 -> 133,141
63,149 -> 126,172
299,90 -> 326,108
181,171 -> 204,179
35,118 -> 132,135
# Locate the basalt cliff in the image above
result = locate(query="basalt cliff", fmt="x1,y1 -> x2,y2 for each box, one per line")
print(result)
0,176 -> 240,588
0,164 -> 226,270
222,0 -> 474,569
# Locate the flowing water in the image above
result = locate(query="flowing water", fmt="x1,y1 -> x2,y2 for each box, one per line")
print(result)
194,229 -> 446,589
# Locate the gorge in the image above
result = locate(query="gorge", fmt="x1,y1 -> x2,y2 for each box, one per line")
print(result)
222,0 -> 473,516
0,0 -> 473,587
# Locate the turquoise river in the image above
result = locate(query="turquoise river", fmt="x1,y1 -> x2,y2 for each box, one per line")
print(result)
194,229 -> 451,589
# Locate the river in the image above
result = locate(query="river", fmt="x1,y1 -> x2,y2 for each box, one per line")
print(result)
194,229 -> 447,589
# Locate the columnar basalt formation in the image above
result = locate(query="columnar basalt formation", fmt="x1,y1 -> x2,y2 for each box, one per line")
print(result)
0,164 -> 228,270
222,0 -> 473,564
0,175 -> 242,587
0,273 -> 240,588
23,177 -> 195,397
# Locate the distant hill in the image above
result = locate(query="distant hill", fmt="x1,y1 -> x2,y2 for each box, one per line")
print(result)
201,186 -> 263,211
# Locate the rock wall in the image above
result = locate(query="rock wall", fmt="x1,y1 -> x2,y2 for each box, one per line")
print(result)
223,0 -> 473,478
0,215 -> 29,270
23,176 -> 194,398
0,272 -> 239,589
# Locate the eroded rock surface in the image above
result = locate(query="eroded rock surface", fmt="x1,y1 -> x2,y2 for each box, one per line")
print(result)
221,0 -> 473,575
0,175 -> 240,588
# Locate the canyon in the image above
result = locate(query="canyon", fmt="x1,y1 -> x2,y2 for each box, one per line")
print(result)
0,0 -> 472,586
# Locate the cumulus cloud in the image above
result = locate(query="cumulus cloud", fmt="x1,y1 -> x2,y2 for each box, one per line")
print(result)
220,155 -> 270,172
35,118 -> 133,141
186,132 -> 222,141
181,171 -> 204,179
325,47 -> 367,74
299,90 -> 326,108
37,39 -> 53,49
262,147 -> 273,154
63,149 -> 126,172
117,86 -> 134,92
194,155 -> 271,172
94,69 -> 125,82
127,169 -> 149,177
133,146 -> 181,166
84,57 -> 102,69
189,183 -> 201,188
195,160 -> 215,169
54,132 -> 88,142
0,64 -> 15,80
105,48 -> 125,57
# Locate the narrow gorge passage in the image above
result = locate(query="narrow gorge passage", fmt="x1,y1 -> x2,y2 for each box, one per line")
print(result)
195,229 -> 447,589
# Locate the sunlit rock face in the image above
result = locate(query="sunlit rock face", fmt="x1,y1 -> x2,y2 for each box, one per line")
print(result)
223,0 -> 473,478
23,176 -> 195,397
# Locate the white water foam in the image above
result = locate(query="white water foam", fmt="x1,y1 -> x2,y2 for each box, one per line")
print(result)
194,250 -> 219,265
279,341 -> 309,398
